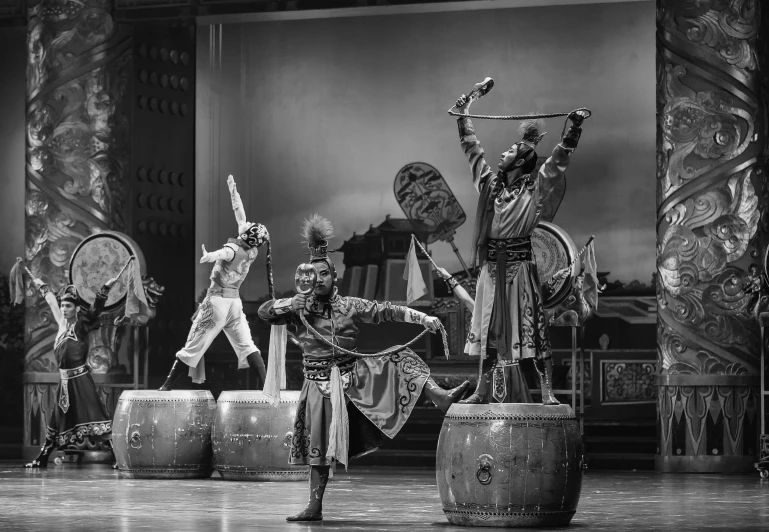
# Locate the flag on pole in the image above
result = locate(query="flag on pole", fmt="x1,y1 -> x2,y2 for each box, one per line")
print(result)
403,235 -> 427,304
125,260 -> 150,320
582,239 -> 599,310
9,258 -> 24,306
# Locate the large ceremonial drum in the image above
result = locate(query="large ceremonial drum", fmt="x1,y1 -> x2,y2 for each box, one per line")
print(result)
531,222 -> 580,309
112,390 -> 216,479
213,391 -> 310,481
436,403 -> 584,528
69,231 -> 147,310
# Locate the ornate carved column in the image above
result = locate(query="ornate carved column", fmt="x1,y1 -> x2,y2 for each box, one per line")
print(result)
24,0 -> 132,455
656,0 -> 763,472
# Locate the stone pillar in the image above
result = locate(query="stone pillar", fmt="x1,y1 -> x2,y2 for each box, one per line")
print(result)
656,0 -> 764,472
24,0 -> 132,455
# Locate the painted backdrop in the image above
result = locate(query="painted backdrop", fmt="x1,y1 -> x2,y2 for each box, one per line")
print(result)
195,2 -> 655,300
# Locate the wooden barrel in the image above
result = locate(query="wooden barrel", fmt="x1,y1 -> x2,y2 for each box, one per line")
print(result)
213,391 -> 309,481
436,403 -> 584,528
112,390 -> 216,479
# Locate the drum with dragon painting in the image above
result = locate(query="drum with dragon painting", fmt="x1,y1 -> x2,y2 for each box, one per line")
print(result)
531,221 -> 580,310
68,231 -> 147,311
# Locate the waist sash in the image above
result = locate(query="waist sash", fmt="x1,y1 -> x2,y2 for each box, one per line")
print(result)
59,364 -> 89,414
487,237 -> 532,360
207,285 -> 240,299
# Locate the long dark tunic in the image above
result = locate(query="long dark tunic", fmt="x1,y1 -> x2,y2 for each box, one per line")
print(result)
258,290 -> 430,466
42,288 -> 112,448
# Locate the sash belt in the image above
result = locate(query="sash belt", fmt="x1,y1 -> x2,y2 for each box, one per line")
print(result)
59,364 -> 89,414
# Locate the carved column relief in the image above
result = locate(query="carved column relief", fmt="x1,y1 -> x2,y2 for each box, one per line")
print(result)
24,0 -> 132,451
656,0 -> 763,472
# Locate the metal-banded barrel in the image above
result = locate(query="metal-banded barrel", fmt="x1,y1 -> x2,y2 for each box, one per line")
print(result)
213,390 -> 309,481
436,403 -> 584,528
112,390 -> 216,479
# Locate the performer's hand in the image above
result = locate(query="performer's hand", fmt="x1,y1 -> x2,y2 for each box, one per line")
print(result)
32,278 -> 46,289
434,267 -> 452,280
422,315 -> 441,332
454,94 -> 470,115
226,174 -> 236,191
200,244 -> 216,263
291,294 -> 308,311
568,110 -> 589,127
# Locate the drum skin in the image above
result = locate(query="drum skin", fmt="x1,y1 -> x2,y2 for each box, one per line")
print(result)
69,231 -> 147,311
112,390 -> 216,479
213,391 -> 309,481
531,222 -> 580,310
436,403 -> 584,528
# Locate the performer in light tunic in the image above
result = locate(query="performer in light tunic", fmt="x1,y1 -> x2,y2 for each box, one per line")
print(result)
24,277 -> 117,468
258,214 -> 469,522
159,174 -> 269,390
453,91 -> 589,405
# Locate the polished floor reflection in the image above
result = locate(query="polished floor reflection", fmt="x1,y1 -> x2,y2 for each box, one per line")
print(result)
1,462 -> 768,531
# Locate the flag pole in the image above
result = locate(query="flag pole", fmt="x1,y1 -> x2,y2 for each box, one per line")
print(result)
411,234 -> 440,270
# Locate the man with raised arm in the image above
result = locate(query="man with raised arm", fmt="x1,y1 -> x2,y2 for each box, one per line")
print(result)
159,174 -> 269,390
453,89 -> 589,405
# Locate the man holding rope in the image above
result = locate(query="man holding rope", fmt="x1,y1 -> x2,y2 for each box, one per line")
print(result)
452,85 -> 590,406
257,214 -> 469,522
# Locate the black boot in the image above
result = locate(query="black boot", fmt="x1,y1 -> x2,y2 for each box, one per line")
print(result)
158,358 -> 186,391
459,370 -> 491,404
286,465 -> 329,522
24,433 -> 56,468
246,351 -> 267,387
423,378 -> 470,413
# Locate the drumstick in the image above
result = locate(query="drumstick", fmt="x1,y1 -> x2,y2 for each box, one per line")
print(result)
114,256 -> 135,281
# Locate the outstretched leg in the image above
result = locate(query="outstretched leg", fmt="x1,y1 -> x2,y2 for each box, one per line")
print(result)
286,465 -> 330,522
423,378 -> 470,413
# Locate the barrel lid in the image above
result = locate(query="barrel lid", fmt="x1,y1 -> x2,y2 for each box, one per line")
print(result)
217,390 -> 302,403
118,390 -> 215,401
445,402 -> 576,420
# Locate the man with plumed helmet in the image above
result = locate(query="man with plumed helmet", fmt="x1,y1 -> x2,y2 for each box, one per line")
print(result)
258,214 -> 470,522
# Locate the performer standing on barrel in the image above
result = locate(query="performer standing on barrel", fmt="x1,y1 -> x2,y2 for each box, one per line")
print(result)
453,86 -> 590,405
159,174 -> 270,390
258,214 -> 469,522
22,274 -> 118,468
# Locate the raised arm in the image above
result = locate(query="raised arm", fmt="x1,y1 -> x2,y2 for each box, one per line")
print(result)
539,110 -> 588,201
77,283 -> 112,335
33,278 -> 64,328
454,95 -> 494,194
227,175 -> 248,232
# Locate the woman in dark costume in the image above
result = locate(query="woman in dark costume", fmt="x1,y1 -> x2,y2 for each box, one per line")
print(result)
24,276 -> 117,468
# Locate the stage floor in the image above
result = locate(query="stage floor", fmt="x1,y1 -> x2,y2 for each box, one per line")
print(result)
0,463 -> 768,531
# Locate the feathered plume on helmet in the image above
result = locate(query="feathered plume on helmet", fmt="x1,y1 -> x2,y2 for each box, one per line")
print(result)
301,213 -> 335,262
518,117 -> 547,148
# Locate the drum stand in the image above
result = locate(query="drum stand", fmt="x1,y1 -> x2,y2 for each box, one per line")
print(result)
757,314 -> 769,478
